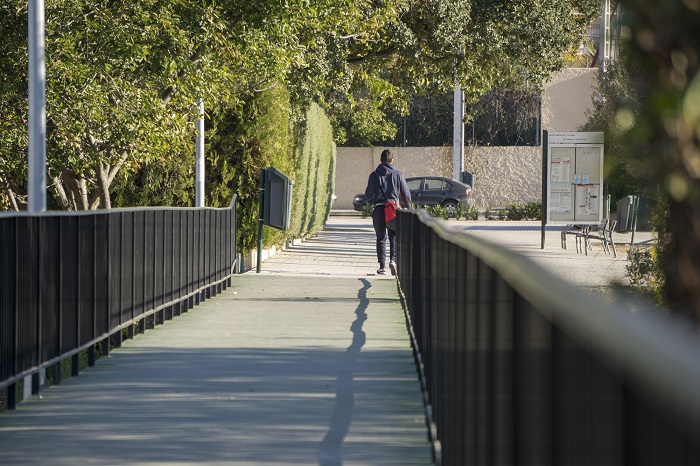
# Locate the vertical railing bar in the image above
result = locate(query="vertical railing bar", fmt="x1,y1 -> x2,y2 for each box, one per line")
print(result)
33,216 -> 41,395
154,211 -> 161,324
55,216 -> 64,383
551,322 -> 561,465
130,211 -> 135,324
10,218 -> 18,409
512,292 -> 524,464
90,214 -> 97,363
72,216 -> 80,378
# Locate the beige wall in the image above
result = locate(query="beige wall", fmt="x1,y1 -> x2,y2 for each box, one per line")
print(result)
334,147 -> 451,210
332,69 -> 598,210
463,145 -> 542,209
333,145 -> 542,210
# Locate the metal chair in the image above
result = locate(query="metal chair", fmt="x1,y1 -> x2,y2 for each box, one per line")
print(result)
587,219 -> 617,257
579,219 -> 608,256
561,224 -> 583,250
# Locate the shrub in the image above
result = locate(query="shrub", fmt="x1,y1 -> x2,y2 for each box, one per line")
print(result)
207,85 -> 295,252
487,201 -> 542,221
206,90 -> 335,253
289,103 -> 336,239
424,204 -> 449,219
455,202 -> 479,220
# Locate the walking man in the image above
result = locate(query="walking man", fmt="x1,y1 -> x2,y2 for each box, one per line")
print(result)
364,149 -> 412,275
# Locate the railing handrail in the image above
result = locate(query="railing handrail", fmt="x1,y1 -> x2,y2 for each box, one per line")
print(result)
0,204 -> 232,219
397,211 -> 700,465
404,209 -> 700,451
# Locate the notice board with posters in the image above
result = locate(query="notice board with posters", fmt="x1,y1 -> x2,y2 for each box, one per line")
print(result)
544,131 -> 604,224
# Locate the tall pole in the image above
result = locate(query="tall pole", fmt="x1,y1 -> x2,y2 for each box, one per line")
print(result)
257,169 -> 265,273
600,0 -> 609,74
195,98 -> 205,207
28,0 -> 46,213
452,84 -> 464,181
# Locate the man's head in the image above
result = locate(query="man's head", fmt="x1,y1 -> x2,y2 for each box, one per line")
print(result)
381,149 -> 393,164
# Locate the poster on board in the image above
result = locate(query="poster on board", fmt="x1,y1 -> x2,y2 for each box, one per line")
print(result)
544,131 -> 604,225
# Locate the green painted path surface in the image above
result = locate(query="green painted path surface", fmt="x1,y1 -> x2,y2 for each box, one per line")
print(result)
0,274 -> 431,465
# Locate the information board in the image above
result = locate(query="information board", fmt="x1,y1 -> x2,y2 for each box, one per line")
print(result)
544,132 -> 604,225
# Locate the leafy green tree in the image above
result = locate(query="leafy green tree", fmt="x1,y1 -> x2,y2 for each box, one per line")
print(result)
322,0 -> 601,144
0,0 -> 237,210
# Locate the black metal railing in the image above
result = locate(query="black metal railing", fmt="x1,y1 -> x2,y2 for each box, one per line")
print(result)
396,209 -> 700,466
0,197 -> 237,408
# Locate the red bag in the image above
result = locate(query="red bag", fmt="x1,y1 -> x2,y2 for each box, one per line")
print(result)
384,200 -> 397,230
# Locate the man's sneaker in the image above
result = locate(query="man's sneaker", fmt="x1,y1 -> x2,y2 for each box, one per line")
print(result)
377,267 -> 386,275
389,260 -> 397,276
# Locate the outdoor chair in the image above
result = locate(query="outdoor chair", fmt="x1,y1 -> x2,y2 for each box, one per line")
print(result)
562,219 -> 608,255
561,224 -> 583,250
586,219 -> 617,257
562,222 -> 599,254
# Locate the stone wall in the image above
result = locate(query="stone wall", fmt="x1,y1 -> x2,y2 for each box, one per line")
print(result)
332,68 -> 598,211
333,145 -> 541,210
334,146 -> 453,210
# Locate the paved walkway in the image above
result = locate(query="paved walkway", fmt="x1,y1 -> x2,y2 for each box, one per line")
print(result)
0,213 -> 654,465
0,219 -> 430,465
325,214 -> 654,293
445,218 -> 653,293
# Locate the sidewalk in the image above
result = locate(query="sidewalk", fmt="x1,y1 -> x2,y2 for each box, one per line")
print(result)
322,214 -> 653,292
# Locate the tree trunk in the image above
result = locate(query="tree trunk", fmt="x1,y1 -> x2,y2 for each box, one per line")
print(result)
51,170 -> 94,211
96,152 -> 128,210
0,174 -> 23,211
51,172 -> 73,210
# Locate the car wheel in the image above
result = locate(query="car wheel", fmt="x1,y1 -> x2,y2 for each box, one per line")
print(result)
442,200 -> 458,218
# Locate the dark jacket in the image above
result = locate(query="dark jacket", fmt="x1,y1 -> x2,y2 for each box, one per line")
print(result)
364,162 -> 412,208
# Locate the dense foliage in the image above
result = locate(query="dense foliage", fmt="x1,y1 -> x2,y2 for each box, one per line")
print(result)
580,58 -> 651,203
326,0 -> 600,145
614,0 -> 700,319
289,103 -> 336,239
206,86 -> 297,252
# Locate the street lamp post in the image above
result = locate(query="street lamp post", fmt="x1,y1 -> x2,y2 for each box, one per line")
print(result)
28,0 -> 47,213
452,84 -> 464,181
195,98 -> 205,207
